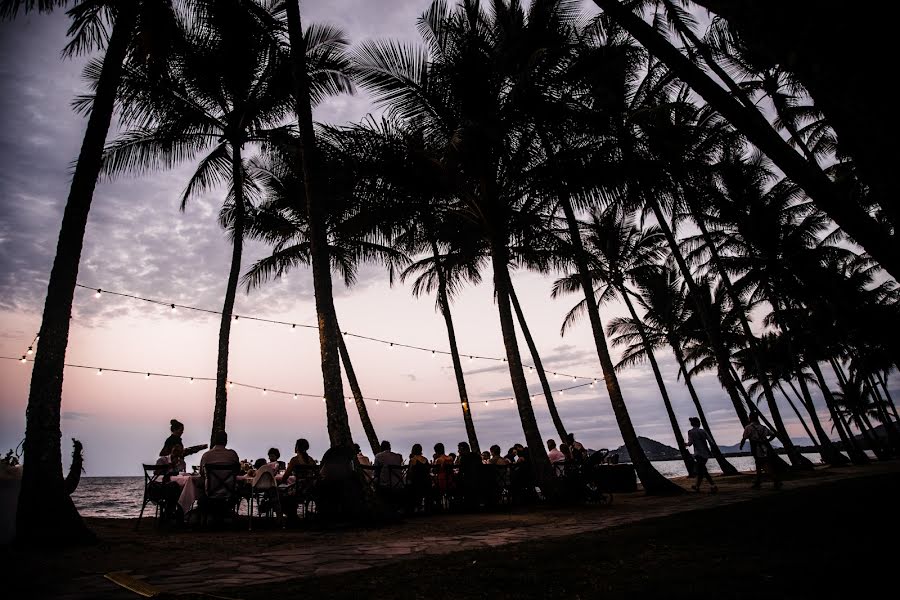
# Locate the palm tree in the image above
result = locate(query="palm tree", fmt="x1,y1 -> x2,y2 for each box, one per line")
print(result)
351,0 -> 607,483
590,0 -> 899,279
553,207 -> 696,476
283,0 -> 355,447
2,0 -> 178,545
241,133 -> 408,456
608,267 -> 739,474
101,0 -> 299,445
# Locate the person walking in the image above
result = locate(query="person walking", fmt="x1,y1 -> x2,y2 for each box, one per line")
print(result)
686,417 -> 718,493
740,411 -> 782,489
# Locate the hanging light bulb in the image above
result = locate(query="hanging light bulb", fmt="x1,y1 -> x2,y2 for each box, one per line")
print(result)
233,315 -> 239,322
572,376 -> 577,383
189,377 -> 194,384
468,356 -> 474,362
431,350 -> 436,358
292,394 -> 298,400
389,343 -> 394,349
146,373 -> 151,379
228,381 -> 234,389
433,402 -> 437,408
509,398 -> 514,404
528,366 -> 534,372
262,389 -> 267,395
20,355 -> 26,363
346,397 -> 351,404
322,396 -> 326,402
484,400 -> 489,406
553,372 -> 558,379
95,289 -> 102,298
375,399 -> 380,405
97,368 -> 103,375
170,303 -> 176,312
291,324 -> 296,332
590,379 -> 596,388
405,402 -> 409,407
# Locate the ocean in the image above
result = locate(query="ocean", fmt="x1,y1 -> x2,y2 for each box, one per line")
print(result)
69,453 -> 825,519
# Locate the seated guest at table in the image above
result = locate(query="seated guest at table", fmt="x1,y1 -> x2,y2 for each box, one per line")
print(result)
267,447 -> 285,471
489,445 -> 510,466
199,430 -> 239,474
284,438 -> 317,475
374,440 -> 404,490
253,458 -> 267,470
513,444 -> 527,464
354,443 -> 372,466
481,451 -> 491,464
560,443 -> 573,462
156,443 -> 186,476
408,444 -> 428,467
433,443 -> 455,495
547,439 -> 566,463
160,419 -> 185,456
457,442 -> 481,508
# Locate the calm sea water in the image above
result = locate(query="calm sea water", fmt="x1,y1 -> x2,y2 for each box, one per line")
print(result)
69,453 -> 825,519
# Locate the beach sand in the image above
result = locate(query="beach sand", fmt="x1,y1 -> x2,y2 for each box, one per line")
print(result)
6,461 -> 898,599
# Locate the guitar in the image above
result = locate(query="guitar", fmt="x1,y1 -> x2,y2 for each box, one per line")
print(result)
183,444 -> 208,457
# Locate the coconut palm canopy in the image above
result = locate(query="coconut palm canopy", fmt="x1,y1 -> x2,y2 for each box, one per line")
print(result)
0,0 -> 898,539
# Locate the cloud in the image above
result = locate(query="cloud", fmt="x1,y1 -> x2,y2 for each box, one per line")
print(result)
62,411 -> 92,421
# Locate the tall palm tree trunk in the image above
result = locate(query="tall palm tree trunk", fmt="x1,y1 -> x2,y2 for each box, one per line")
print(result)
593,0 -> 900,279
337,330 -> 379,457
210,147 -> 245,444
559,198 -> 681,494
431,240 -> 480,454
669,337 -> 738,474
830,359 -> 888,459
619,290 -> 695,476
774,381 -> 817,451
692,208 -> 785,431
789,370 -> 849,465
648,198 -> 749,425
508,282 -> 568,444
875,371 -> 900,422
489,240 -> 552,483
285,1 -> 351,446
864,376 -> 900,452
809,361 -> 869,464
16,4 -> 138,545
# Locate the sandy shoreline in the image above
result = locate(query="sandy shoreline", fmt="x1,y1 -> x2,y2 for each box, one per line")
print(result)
6,461 -> 899,599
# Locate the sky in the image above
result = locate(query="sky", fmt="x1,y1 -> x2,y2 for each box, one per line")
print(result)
0,1 -> 894,476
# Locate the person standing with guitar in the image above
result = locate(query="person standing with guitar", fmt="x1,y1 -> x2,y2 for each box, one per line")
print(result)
159,419 -> 206,461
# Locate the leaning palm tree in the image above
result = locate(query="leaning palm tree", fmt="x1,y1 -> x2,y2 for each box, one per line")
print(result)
590,0 -> 899,279
351,0 -> 601,483
553,207 -> 696,476
2,0 -> 180,545
100,0 -> 301,445
608,267 -> 739,474
241,132 -> 408,456
282,0 -> 359,446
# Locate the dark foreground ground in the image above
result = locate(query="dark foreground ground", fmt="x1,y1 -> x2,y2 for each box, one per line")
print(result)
221,471 -> 898,600
6,464 -> 898,599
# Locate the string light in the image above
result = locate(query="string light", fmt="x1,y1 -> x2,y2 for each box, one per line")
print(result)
484,400 -> 489,406
572,376 -> 577,382
405,402 -> 409,407
72,282 -> 601,382
26,346 -> 33,355
590,379 -> 596,388
4,355 -> 595,409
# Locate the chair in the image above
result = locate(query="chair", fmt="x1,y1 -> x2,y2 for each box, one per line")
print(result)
137,464 -> 179,530
281,464 -> 320,522
198,462 -> 241,526
247,466 -> 282,531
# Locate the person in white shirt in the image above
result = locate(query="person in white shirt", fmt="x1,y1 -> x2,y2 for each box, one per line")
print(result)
741,411 -> 782,489
373,440 -> 403,489
546,439 -> 566,463
686,417 -> 718,493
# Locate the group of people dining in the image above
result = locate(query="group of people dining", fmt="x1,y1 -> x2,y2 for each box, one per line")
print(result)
152,417 -> 613,521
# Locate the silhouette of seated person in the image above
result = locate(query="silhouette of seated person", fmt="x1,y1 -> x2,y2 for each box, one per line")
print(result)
511,444 -> 536,502
456,441 -> 482,510
405,444 -> 431,512
432,443 -> 456,497
373,440 -> 404,506
317,443 -> 362,520
266,447 -> 286,472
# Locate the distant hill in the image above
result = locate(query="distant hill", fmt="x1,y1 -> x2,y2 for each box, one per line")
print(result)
612,436 -> 681,462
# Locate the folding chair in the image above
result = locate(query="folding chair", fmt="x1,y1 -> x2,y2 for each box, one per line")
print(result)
137,464 -> 177,530
198,462 -> 240,527
247,466 -> 282,531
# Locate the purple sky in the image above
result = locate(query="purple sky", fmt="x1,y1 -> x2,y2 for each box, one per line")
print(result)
1,1 -> 890,476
